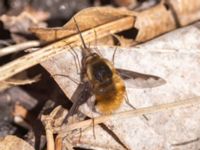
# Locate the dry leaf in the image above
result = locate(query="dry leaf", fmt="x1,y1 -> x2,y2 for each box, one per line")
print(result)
1,2 -> 200,82
0,12 -> 134,82
30,1 -> 200,45
167,0 -> 200,26
41,21 -> 200,149
114,0 -> 138,8
0,135 -> 34,150
134,3 -> 176,42
0,7 -> 48,34
30,4 -> 176,44
0,40 -> 41,57
30,6 -> 134,42
0,75 -> 41,91
0,6 -> 48,43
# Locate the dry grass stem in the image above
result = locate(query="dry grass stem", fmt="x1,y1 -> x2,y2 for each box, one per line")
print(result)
46,129 -> 55,150
0,40 -> 41,57
0,16 -> 134,82
59,96 -> 200,135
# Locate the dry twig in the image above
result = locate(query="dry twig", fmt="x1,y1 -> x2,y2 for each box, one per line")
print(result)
0,40 -> 41,57
0,16 -> 134,81
58,96 -> 200,135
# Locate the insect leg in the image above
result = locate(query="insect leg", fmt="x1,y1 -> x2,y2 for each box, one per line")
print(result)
91,111 -> 97,139
69,44 -> 82,75
52,74 -> 82,85
112,46 -> 118,65
91,118 -> 96,139
125,92 -> 149,121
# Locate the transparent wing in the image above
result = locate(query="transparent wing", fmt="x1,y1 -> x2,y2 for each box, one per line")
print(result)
117,69 -> 166,89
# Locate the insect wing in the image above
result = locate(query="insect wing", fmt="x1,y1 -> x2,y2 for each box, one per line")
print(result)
117,69 -> 166,89
62,81 -> 92,124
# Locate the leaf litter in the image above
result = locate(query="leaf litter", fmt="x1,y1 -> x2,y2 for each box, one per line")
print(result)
40,21 -> 200,149
1,1 -> 200,150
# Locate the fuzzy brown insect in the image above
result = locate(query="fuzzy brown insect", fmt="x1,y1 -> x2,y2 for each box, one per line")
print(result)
73,18 -> 127,114
62,17 -> 166,124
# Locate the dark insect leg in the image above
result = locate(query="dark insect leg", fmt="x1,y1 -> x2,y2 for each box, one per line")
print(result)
125,92 -> 149,121
171,137 -> 200,147
52,74 -> 81,85
91,113 -> 96,139
69,45 -> 82,75
69,49 -> 79,74
112,46 -> 118,65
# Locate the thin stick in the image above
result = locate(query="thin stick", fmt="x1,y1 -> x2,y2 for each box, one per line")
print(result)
46,128 -> 55,150
0,40 -> 41,57
0,16 -> 135,82
58,96 -> 200,135
55,135 -> 62,150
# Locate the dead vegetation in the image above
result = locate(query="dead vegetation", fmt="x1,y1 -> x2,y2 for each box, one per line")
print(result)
1,0 -> 200,150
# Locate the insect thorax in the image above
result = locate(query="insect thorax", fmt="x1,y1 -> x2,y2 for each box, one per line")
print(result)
85,53 -> 114,85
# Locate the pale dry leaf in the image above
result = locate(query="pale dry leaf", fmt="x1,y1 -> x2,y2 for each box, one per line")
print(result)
41,21 -> 200,150
0,135 -> 34,150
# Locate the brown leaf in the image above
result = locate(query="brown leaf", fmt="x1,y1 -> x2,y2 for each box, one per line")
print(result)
0,6 -> 48,43
166,0 -> 200,26
30,1 -> 200,47
30,6 -> 134,42
0,135 -> 34,150
134,3 -> 176,42
0,7 -> 48,34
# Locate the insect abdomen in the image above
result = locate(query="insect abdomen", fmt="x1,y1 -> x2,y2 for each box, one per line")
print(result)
95,74 -> 125,114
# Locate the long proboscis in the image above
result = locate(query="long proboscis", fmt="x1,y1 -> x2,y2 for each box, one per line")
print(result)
73,17 -> 91,56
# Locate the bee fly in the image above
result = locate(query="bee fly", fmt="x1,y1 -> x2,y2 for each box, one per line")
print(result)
62,17 -> 166,124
